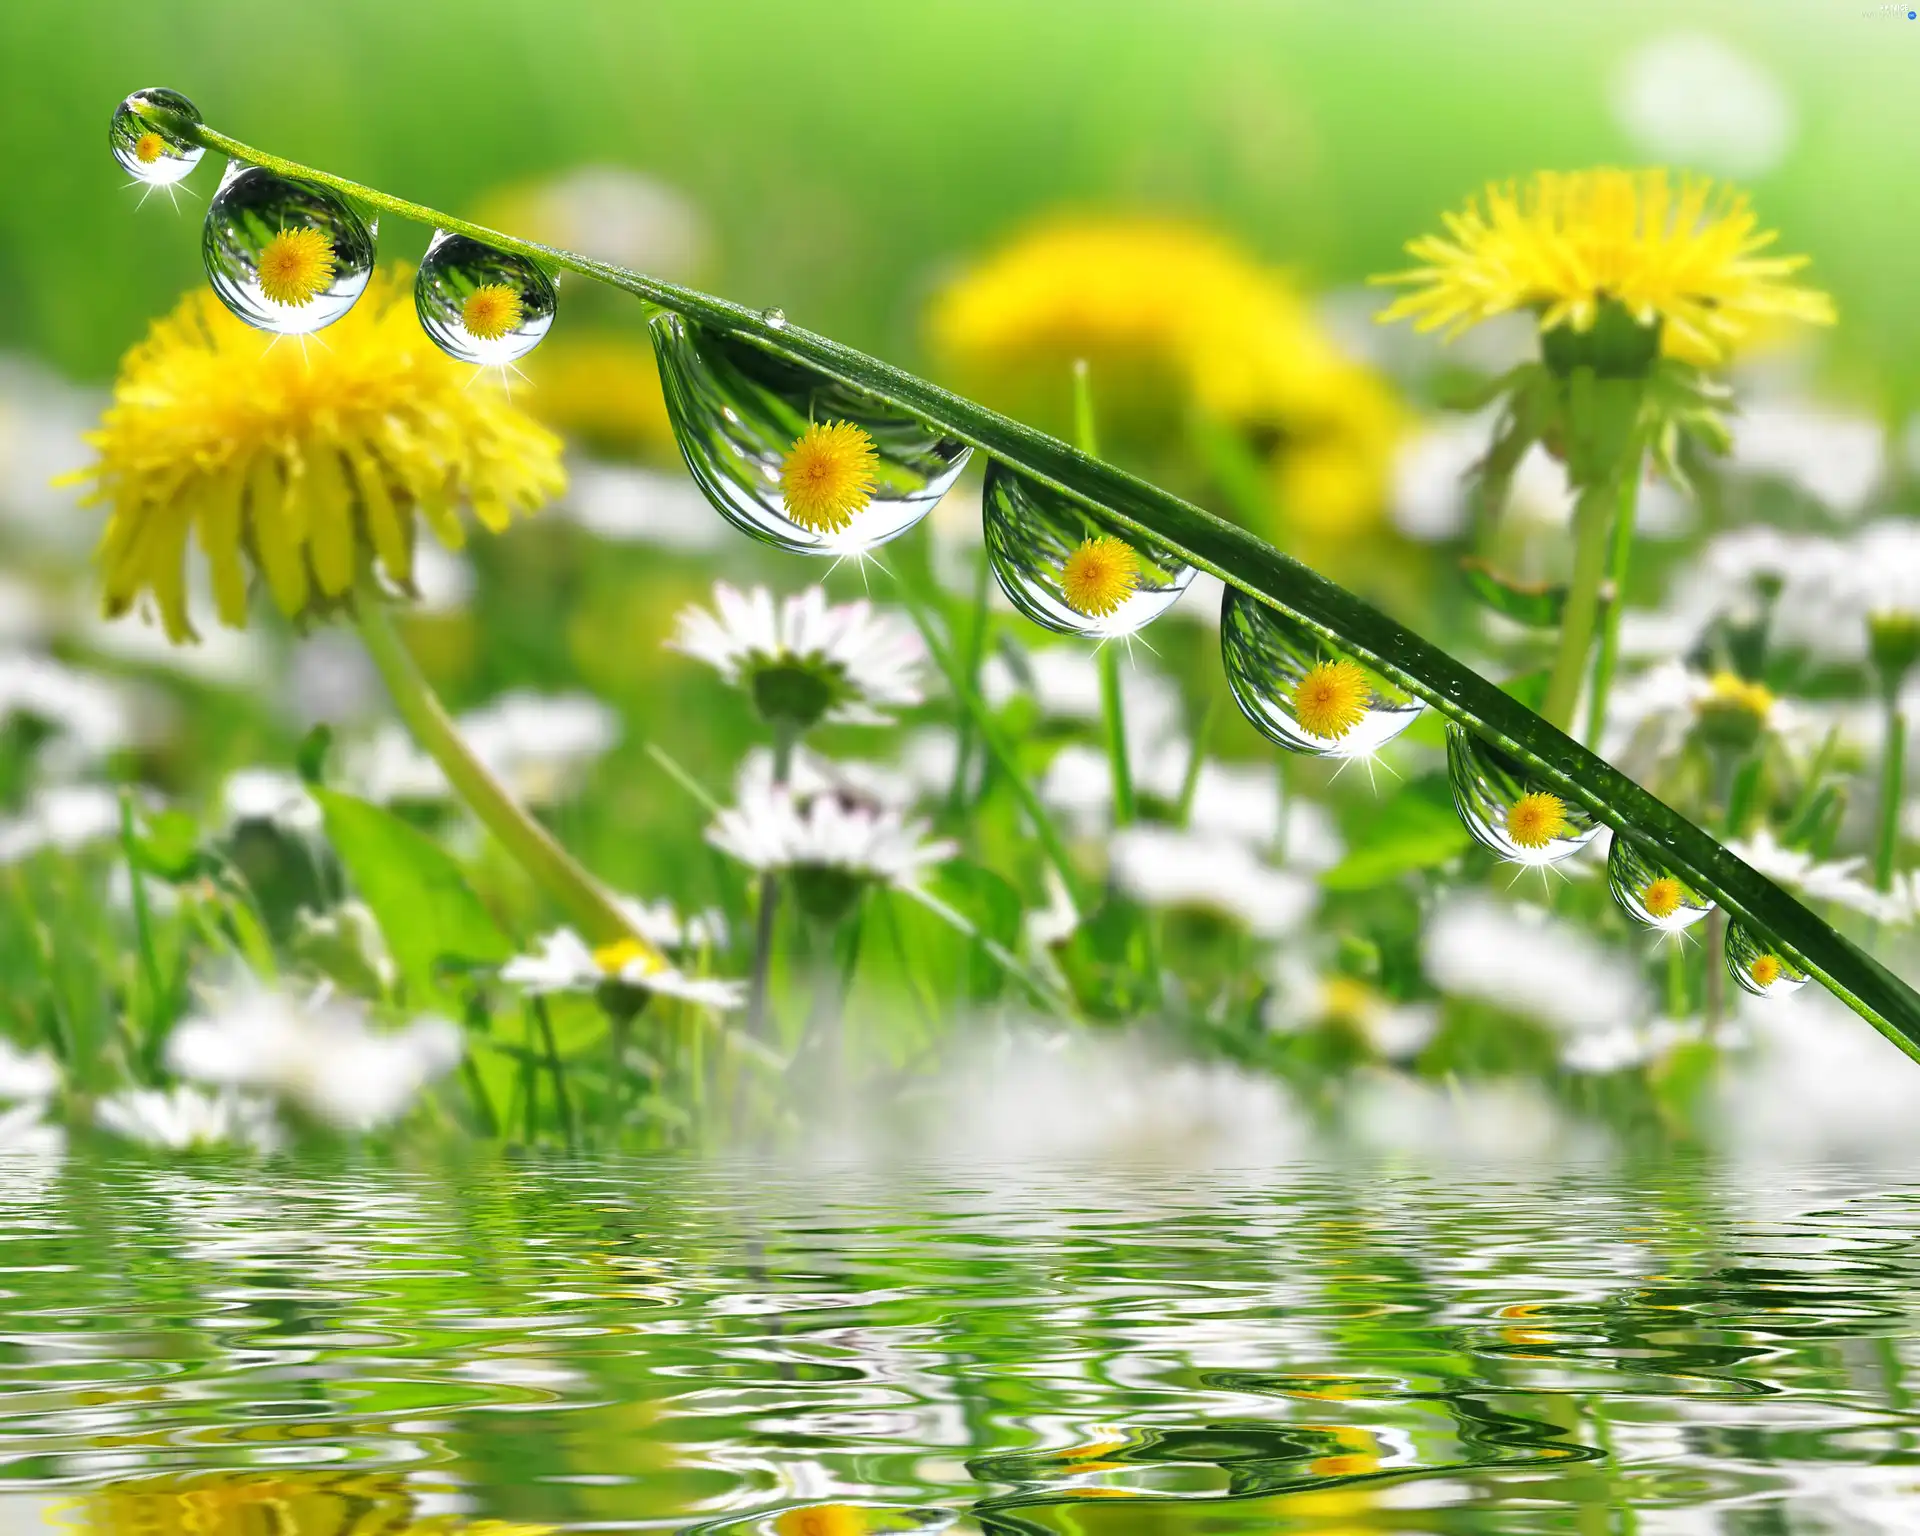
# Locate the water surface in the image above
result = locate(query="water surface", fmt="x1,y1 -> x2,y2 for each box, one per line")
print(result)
5,1155 -> 1920,1532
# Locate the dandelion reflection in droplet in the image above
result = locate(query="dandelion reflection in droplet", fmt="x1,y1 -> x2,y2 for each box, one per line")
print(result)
1447,725 -> 1601,867
1220,587 -> 1424,759
1608,835 -> 1714,935
202,165 -> 376,336
109,88 -> 205,188
650,312 -> 969,555
1726,922 -> 1809,998
415,232 -> 557,366
984,461 -> 1194,638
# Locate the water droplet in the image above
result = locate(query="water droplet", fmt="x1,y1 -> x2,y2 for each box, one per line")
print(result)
1608,836 -> 1713,933
1220,587 -> 1424,757
650,312 -> 969,554
414,232 -> 557,365
983,462 -> 1195,638
1725,923 -> 1809,999
1446,725 -> 1601,865
202,165 -> 376,335
110,88 -> 205,186
762,307 -> 788,330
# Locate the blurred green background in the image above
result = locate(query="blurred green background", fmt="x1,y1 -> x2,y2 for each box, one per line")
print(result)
5,0 -> 1914,399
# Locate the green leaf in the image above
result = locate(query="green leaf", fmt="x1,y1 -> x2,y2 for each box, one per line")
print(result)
1056,896 -> 1157,1021
1460,559 -> 1568,628
1323,776 -> 1471,891
927,861 -> 1023,1004
172,115 -> 1920,1062
313,788 -> 513,1000
133,809 -> 207,882
295,724 -> 333,787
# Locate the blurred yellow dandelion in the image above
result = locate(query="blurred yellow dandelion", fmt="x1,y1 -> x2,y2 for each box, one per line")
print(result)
1505,792 -> 1570,850
1639,877 -> 1684,921
780,420 -> 878,533
461,283 -> 524,342
75,266 -> 565,640
256,226 -> 338,308
1059,535 -> 1139,617
1374,168 -> 1834,365
1292,659 -> 1372,741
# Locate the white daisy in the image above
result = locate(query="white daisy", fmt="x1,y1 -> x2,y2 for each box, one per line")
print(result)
735,743 -> 918,812
1600,660 -> 1810,771
220,767 -> 322,837
1423,892 -> 1649,1036
1560,1016 -> 1715,1076
0,1040 -> 59,1103
708,778 -> 955,925
1729,401 -> 1884,519
348,689 -> 619,807
564,462 -> 732,551
1108,826 -> 1316,939
0,1104 -> 63,1159
1266,957 -> 1438,1062
671,583 -> 926,732
615,895 -> 729,954
1726,826 -> 1895,925
0,652 -> 142,774
96,1085 -> 281,1154
501,928 -> 746,1011
0,783 -> 126,866
166,984 -> 463,1133
1611,32 -> 1793,179
979,644 -> 1183,741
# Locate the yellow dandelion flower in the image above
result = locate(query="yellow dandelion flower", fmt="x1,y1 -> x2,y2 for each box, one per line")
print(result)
1505,792 -> 1570,850
592,937 -> 665,978
133,132 -> 166,166
932,218 -> 1404,540
1374,168 -> 1834,366
779,420 -> 878,533
1749,953 -> 1784,989
1639,877 -> 1684,921
76,266 -> 565,641
256,226 -> 339,308
1291,658 -> 1373,741
1059,534 -> 1140,617
461,283 -> 525,342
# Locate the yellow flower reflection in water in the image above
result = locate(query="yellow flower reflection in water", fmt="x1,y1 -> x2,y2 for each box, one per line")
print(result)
54,1472 -> 555,1536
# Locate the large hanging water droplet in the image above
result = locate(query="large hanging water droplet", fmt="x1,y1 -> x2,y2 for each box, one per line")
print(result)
1220,586 -> 1424,757
1608,836 -> 1714,933
109,88 -> 205,186
650,312 -> 969,555
1446,725 -> 1601,865
202,165 -> 376,336
1725,923 -> 1809,999
983,462 -> 1194,638
415,232 -> 557,365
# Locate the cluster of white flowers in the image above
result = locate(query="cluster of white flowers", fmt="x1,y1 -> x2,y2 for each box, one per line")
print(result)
708,778 -> 955,890
503,925 -> 746,1010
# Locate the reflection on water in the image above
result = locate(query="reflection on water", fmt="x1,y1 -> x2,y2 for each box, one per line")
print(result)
2,1157 -> 1920,1531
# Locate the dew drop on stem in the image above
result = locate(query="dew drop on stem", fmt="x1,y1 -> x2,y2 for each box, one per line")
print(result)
1447,724 -> 1602,866
202,165 -> 376,335
1608,835 -> 1714,934
415,232 -> 557,366
109,87 -> 205,186
1726,922 -> 1809,998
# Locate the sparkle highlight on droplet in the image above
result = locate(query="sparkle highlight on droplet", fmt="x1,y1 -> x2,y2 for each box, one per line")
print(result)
779,420 -> 879,533
1291,658 -> 1373,741
461,283 -> 525,342
256,226 -> 337,308
1059,535 -> 1141,618
1505,791 -> 1570,850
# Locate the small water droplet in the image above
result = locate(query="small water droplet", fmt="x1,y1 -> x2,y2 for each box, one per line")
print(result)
1608,836 -> 1713,933
415,232 -> 556,365
202,164 -> 376,335
1220,587 -> 1423,758
109,87 -> 205,186
1446,725 -> 1602,866
983,463 -> 1194,638
650,312 -> 970,555
1725,923 -> 1809,999
762,307 -> 788,330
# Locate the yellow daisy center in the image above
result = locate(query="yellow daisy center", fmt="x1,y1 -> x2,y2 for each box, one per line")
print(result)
134,132 -> 167,165
1749,953 -> 1783,989
1701,670 -> 1774,723
592,937 -> 665,978
1059,535 -> 1140,617
1291,658 -> 1373,741
1639,877 -> 1684,921
256,226 -> 338,308
461,283 -> 525,342
779,421 -> 879,533
1505,792 -> 1570,850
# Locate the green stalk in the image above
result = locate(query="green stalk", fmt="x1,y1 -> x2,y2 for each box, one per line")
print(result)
352,599 -> 653,954
945,544 -> 994,815
150,107 -> 1920,1056
744,731 -> 795,1041
532,997 -> 577,1151
1542,479 -> 1616,733
1583,468 -> 1640,748
1877,687 -> 1907,892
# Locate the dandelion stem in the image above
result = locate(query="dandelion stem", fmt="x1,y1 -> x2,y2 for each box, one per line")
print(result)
1582,469 -> 1639,747
1542,478 -> 1617,733
352,598 -> 657,956
1876,686 -> 1907,892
